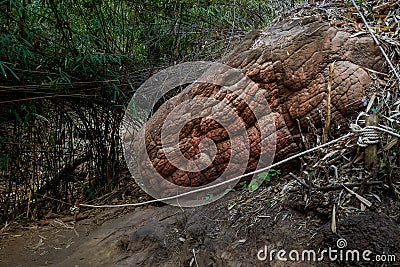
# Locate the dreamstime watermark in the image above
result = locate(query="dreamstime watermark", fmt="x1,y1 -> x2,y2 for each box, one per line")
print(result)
257,238 -> 397,263
120,61 -> 276,207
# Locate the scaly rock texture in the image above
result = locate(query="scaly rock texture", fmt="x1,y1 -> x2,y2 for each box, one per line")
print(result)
140,17 -> 386,188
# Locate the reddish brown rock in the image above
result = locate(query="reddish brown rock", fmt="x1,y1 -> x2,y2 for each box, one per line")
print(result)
141,18 -> 386,188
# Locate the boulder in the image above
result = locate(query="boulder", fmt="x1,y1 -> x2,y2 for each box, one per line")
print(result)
140,17 -> 386,188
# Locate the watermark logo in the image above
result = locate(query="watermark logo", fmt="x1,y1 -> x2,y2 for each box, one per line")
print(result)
336,238 -> 347,249
257,238 -> 397,263
120,61 -> 276,207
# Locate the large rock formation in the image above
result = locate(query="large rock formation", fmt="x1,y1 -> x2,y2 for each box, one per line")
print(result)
140,17 -> 386,188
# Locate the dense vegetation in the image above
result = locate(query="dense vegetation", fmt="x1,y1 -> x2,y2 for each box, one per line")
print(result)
0,0 -> 299,223
1,0 -> 297,84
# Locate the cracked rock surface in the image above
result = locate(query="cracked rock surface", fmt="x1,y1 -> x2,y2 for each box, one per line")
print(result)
141,18 -> 386,187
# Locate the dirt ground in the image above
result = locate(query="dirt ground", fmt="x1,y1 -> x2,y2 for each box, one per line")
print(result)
1,183 -> 399,267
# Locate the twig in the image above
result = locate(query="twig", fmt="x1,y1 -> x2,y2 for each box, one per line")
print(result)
228,0 -> 237,46
38,213 -> 89,226
331,204 -> 336,233
323,62 -> 334,144
350,0 -> 400,88
192,248 -> 199,267
289,172 -> 311,188
314,181 -> 383,192
343,185 -> 372,207
296,118 -> 308,149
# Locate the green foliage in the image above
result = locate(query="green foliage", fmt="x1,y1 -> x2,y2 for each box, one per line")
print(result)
379,161 -> 386,174
0,0 -> 297,86
247,180 -> 261,192
205,193 -> 214,203
15,214 -> 27,225
225,185 -> 235,193
241,169 -> 281,192
240,181 -> 248,190
78,183 -> 96,200
307,170 -> 316,178
257,168 -> 281,182
0,60 -> 19,80
0,153 -> 10,171
266,199 -> 272,208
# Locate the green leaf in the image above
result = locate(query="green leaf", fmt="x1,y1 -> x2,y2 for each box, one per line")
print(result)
257,171 -> 269,181
0,61 -> 19,80
0,62 -> 7,78
247,181 -> 259,192
379,161 -> 386,174
32,113 -> 49,123
308,170 -> 316,178
11,109 -> 22,124
225,185 -> 234,193
205,193 -> 214,203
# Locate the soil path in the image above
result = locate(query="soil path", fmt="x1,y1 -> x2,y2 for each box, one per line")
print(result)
1,190 -> 399,267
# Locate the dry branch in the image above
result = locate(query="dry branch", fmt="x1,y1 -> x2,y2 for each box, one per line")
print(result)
322,62 -> 334,144
38,213 -> 89,226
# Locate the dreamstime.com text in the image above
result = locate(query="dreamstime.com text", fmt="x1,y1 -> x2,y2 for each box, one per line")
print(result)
257,238 -> 397,263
